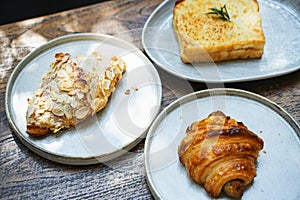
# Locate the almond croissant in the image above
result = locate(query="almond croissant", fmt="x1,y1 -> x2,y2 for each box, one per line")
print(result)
178,111 -> 264,198
26,52 -> 126,136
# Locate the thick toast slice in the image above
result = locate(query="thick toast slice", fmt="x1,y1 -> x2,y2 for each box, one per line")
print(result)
173,0 -> 265,63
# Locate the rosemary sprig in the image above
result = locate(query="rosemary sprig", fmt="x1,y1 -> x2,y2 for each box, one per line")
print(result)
206,4 -> 230,21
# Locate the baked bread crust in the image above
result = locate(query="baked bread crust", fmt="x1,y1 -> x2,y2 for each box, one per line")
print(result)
26,52 -> 126,136
173,0 -> 266,63
178,111 -> 264,198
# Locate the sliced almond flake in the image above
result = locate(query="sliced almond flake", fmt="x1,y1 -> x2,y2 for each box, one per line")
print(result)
50,91 -> 58,101
39,112 -> 51,124
59,79 -> 74,92
50,71 -> 57,79
35,88 -> 43,96
57,69 -> 68,78
68,90 -> 76,96
49,116 -> 55,125
75,106 -> 89,119
89,89 -> 97,100
119,61 -> 125,70
57,93 -> 71,104
32,97 -> 40,106
27,104 -> 35,116
44,98 -> 52,111
54,61 -> 63,72
41,73 -> 47,80
75,79 -> 87,90
102,79 -> 111,90
106,70 -> 115,80
37,99 -> 46,107
92,67 -> 97,73
81,87 -> 89,94
70,98 -> 80,108
36,108 -> 45,115
87,93 -> 92,103
52,127 -> 62,134
91,98 -> 101,110
61,54 -> 70,63
90,78 -> 98,89
65,63 -> 73,73
52,105 -> 65,116
55,52 -> 65,61
76,91 -> 85,99
113,67 -> 121,75
49,80 -> 58,92
100,87 -> 106,96
83,74 -> 92,82
64,105 -> 73,120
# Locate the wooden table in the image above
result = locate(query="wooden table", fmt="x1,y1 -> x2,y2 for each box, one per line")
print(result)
1,0 -> 299,199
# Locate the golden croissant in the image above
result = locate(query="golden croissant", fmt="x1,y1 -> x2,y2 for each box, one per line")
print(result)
26,52 -> 126,136
178,111 -> 264,198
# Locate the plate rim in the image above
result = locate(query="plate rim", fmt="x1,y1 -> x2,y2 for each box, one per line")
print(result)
141,0 -> 300,83
144,88 -> 300,199
5,32 -> 162,165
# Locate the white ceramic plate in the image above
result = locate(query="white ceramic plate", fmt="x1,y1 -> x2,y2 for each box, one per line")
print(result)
6,33 -> 162,165
145,88 -> 300,199
142,0 -> 300,82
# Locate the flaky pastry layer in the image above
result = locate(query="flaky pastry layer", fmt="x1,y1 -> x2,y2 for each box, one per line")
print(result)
178,111 -> 264,198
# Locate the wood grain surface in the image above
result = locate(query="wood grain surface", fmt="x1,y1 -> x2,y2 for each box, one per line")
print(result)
0,0 -> 299,199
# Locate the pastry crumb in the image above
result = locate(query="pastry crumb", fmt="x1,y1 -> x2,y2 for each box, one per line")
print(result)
91,51 -> 102,60
92,51 -> 99,56
124,89 -> 131,95
132,87 -> 138,91
124,87 -> 138,95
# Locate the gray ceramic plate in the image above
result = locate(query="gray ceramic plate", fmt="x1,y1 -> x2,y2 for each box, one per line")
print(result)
142,0 -> 300,82
145,88 -> 300,199
6,33 -> 162,165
